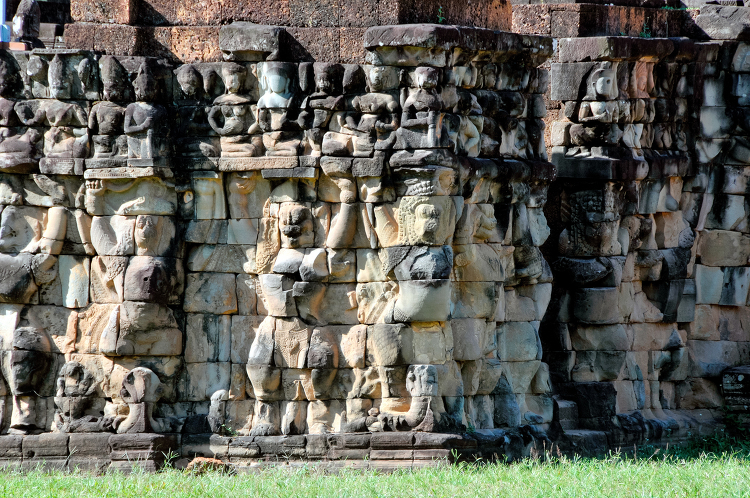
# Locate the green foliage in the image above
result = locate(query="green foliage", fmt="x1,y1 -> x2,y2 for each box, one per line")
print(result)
639,22 -> 652,38
220,423 -> 239,437
2,435 -> 750,498
720,407 -> 750,440
160,450 -> 181,471
437,6 -> 446,24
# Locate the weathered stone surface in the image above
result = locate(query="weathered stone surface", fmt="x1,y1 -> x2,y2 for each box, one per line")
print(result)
0,20 -> 744,464
695,6 -> 750,41
183,273 -> 238,314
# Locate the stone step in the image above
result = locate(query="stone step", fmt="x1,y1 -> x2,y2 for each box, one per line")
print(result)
554,397 -> 580,430
560,429 -> 609,457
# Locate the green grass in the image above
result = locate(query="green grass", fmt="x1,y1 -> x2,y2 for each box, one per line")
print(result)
1,435 -> 750,498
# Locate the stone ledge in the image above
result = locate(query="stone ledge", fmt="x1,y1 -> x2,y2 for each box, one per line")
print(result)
695,5 -> 750,41
0,415 -> 722,472
512,4 -> 698,39
363,24 -> 553,66
69,0 -> 511,31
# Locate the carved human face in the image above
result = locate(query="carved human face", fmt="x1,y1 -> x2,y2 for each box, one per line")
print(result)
47,55 -> 70,99
101,59 -> 129,102
415,67 -> 438,90
133,66 -> 157,102
267,71 -> 289,94
279,204 -> 314,248
595,74 -> 613,97
369,66 -> 386,91
224,71 -> 242,94
474,209 -> 497,242
177,68 -> 201,97
26,56 -> 46,82
228,172 -> 258,195
414,203 -> 441,244
135,215 -> 156,248
315,69 -> 336,95
633,62 -> 651,94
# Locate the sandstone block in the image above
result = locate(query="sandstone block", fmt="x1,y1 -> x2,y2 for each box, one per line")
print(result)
59,255 -> 90,309
185,314 -> 231,363
497,321 -> 540,362
182,362 -> 231,401
696,5 -> 750,41
184,273 -> 238,315
117,302 -> 183,356
675,378 -> 723,410
570,324 -> 632,352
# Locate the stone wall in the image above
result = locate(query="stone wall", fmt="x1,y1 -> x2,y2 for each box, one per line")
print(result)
544,36 -> 719,444
524,7 -> 750,448
63,0 -> 511,64
1,2 -> 750,469
0,24 -> 570,468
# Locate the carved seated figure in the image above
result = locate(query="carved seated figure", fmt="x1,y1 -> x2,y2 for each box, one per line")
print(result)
89,101 -> 126,158
208,104 -> 263,157
347,66 -> 400,151
297,64 -> 345,155
312,63 -> 367,156
0,128 -> 42,159
44,126 -> 89,158
255,62 -> 301,155
124,63 -> 168,161
53,361 -> 110,433
396,67 -> 445,149
568,63 -> 622,158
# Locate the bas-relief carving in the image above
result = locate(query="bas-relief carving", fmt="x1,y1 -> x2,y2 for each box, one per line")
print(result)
543,38 -> 750,426
0,39 -> 560,440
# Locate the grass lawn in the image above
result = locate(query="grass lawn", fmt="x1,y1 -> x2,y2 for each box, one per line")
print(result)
1,435 -> 749,498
